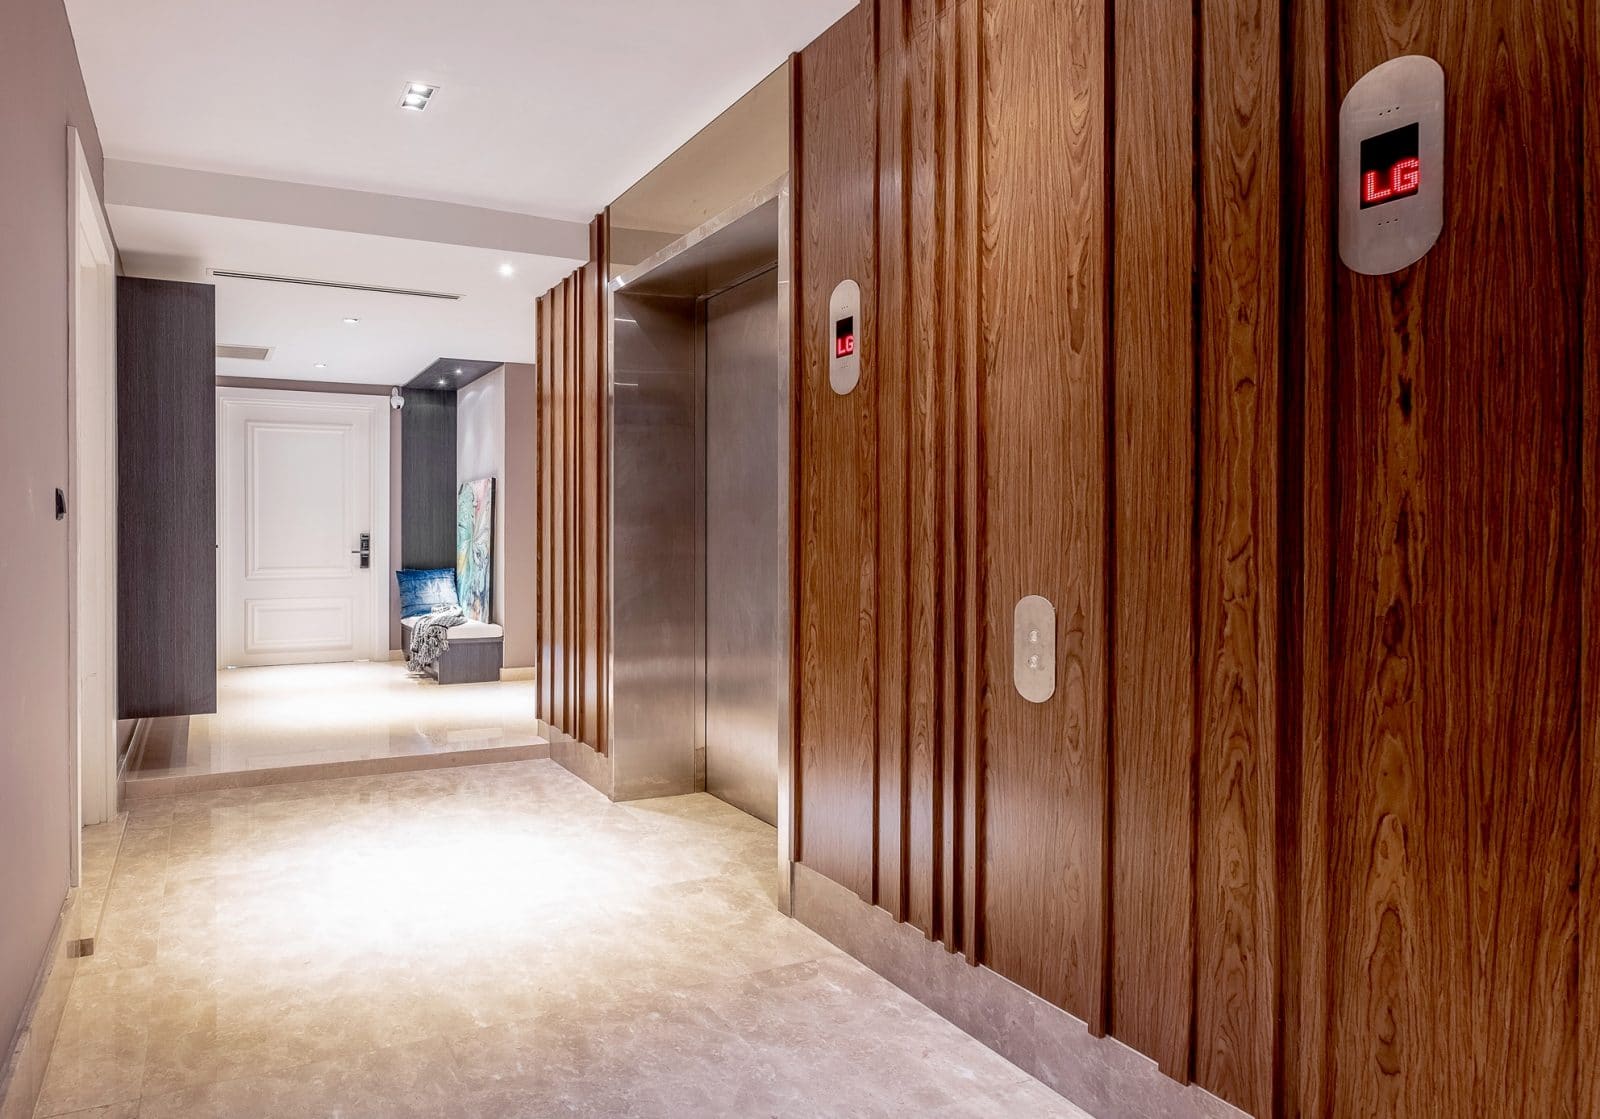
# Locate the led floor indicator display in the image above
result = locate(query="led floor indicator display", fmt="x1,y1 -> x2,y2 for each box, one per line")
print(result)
1338,55 -> 1445,275
1360,123 -> 1421,208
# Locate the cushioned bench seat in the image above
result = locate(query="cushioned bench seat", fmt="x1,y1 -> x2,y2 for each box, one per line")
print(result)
401,617 -> 504,684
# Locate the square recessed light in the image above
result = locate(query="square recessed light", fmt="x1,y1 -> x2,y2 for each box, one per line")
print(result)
401,82 -> 438,111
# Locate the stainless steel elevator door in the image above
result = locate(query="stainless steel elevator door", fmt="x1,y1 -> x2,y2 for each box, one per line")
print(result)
704,268 -> 782,826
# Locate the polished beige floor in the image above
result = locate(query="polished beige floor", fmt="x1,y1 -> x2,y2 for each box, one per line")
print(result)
130,663 -> 544,791
36,760 -> 1087,1118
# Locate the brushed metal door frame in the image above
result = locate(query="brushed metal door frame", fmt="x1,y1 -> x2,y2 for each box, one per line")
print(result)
702,265 -> 784,827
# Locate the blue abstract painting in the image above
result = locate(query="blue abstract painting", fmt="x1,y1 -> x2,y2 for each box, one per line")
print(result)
456,478 -> 494,622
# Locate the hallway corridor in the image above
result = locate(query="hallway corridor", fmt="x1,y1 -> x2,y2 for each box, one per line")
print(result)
34,762 -> 1084,1118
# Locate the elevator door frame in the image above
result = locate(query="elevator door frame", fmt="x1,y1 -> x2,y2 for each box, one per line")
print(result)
606,179 -> 797,912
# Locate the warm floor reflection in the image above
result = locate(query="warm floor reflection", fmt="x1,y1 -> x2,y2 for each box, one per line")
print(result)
36,762 -> 1087,1118
128,662 -> 545,794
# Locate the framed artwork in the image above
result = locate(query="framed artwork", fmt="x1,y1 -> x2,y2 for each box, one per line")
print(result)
456,478 -> 494,622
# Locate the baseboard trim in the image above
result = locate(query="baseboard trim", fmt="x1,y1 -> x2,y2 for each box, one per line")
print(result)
791,863 -> 1245,1119
0,894 -> 79,1119
499,666 -> 536,681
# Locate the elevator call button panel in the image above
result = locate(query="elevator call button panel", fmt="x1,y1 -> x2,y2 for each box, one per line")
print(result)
1338,55 -> 1445,276
829,279 -> 862,395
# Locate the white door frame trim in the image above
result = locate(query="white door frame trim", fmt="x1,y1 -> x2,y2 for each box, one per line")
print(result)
67,125 -> 118,879
216,387 -> 392,665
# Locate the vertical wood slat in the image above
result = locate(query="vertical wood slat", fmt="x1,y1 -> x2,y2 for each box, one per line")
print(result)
534,225 -> 609,753
795,2 -> 880,899
537,294 -> 553,725
954,0 -> 983,966
1282,0 -> 1331,1112
1108,0 -> 1197,1079
568,272 -> 583,745
1194,0 -> 1280,1108
874,2 -> 910,922
978,0 -> 1109,1028
1583,0 -> 1600,1109
594,216 -> 610,755
905,12 -> 940,941
552,281 -> 568,732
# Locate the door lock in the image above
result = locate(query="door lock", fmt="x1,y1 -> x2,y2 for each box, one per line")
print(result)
353,533 -> 371,569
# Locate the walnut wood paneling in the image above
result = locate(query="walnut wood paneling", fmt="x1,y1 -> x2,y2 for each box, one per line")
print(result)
795,2 -> 880,898
978,0 -> 1109,1029
1283,0 -> 1332,1114
872,8 -> 910,923
1108,0 -> 1197,1079
535,218 -> 610,752
792,3 -> 1592,1116
1194,0 -> 1281,1109
1325,2 -> 1583,1116
1584,4 -> 1600,1112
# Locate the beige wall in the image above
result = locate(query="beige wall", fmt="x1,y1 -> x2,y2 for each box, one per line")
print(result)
0,0 -> 105,1047
456,364 -> 536,669
501,364 -> 536,669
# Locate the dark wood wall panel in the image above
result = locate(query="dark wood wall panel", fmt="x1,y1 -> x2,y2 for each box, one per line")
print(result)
1282,0 -> 1332,1113
537,297 -> 553,727
1584,2 -> 1600,1110
535,217 -> 610,752
1324,3 -> 1583,1116
116,277 -> 217,719
978,0 -> 1109,1027
400,389 -> 457,571
795,2 -> 880,898
792,2 -> 1592,1116
1194,0 -> 1281,1110
1108,0 -> 1197,1080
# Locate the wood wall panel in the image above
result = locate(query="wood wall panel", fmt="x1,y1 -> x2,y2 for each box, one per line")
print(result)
872,9 -> 910,923
535,217 -> 609,752
1283,0 -> 1332,1113
1324,3 -> 1583,1116
795,2 -> 879,898
1583,0 -> 1600,1110
1108,0 -> 1197,1080
116,277 -> 217,719
978,0 -> 1109,1028
792,2 -> 1592,1116
1194,0 -> 1281,1109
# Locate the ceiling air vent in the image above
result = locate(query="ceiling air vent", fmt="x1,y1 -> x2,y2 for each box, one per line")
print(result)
216,344 -> 274,361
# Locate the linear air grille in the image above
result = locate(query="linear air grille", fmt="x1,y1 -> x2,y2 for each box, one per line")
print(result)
209,270 -> 463,301
216,344 -> 274,361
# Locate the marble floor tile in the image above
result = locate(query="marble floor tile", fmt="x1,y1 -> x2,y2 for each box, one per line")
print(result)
127,662 -> 545,791
36,759 -> 1083,1118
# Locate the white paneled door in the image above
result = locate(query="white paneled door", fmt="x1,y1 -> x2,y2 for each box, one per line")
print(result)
218,389 -> 390,667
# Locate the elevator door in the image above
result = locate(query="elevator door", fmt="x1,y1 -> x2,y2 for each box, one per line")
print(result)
704,268 -> 782,825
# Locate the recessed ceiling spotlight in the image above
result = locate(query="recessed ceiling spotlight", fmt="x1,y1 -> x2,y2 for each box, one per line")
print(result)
343,317 -> 360,324
498,263 -> 515,278
454,367 -> 463,374
401,82 -> 438,111
315,363 -> 327,369
438,379 -> 449,387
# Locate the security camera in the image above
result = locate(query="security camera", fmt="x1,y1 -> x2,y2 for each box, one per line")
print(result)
390,387 -> 406,412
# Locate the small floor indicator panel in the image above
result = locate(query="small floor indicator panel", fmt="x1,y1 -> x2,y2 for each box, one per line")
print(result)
828,279 -> 862,395
1338,56 -> 1444,275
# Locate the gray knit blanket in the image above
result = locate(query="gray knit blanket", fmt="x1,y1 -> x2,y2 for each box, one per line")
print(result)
406,607 -> 466,675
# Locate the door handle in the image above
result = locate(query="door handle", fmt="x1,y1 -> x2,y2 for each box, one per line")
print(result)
352,533 -> 371,569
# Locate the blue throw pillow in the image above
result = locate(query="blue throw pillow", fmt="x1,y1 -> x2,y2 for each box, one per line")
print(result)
396,568 -> 459,618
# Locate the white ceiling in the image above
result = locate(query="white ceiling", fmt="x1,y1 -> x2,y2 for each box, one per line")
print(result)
111,205 -> 575,385
65,0 -> 854,220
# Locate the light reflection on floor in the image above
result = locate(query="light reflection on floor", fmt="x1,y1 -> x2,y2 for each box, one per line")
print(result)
128,661 -> 544,791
